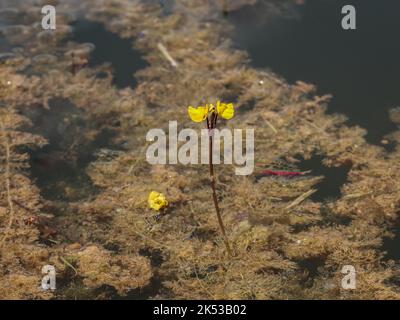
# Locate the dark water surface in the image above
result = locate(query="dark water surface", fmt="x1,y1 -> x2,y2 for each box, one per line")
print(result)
229,0 -> 400,144
23,99 -> 117,202
71,19 -> 148,88
19,19 -> 147,201
297,155 -> 352,202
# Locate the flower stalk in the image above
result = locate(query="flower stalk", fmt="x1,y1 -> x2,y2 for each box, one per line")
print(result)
207,113 -> 232,257
188,101 -> 234,257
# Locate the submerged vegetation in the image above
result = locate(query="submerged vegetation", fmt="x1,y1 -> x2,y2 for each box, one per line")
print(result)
1,0 -> 400,299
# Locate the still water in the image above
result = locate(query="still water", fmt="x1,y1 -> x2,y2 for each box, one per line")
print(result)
229,0 -> 400,145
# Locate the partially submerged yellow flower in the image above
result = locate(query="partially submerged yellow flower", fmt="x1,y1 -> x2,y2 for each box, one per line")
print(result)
187,101 -> 234,122
216,101 -> 234,119
148,191 -> 168,211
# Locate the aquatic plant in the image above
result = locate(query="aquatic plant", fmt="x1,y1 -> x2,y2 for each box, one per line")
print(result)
188,101 -> 234,256
148,191 -> 169,211
0,106 -> 50,299
1,0 -> 400,300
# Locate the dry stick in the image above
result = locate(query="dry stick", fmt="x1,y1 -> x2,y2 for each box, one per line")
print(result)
157,43 -> 178,68
263,118 -> 278,134
12,199 -> 31,212
208,114 -> 232,257
285,189 -> 317,210
59,256 -> 78,276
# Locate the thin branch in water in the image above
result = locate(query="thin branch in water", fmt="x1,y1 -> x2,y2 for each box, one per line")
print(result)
157,43 -> 179,68
285,189 -> 317,210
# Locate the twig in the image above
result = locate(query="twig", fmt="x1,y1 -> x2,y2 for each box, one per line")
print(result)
157,43 -> 178,68
59,256 -> 78,276
343,192 -> 372,200
264,118 -> 278,134
12,199 -> 31,212
285,189 -> 317,210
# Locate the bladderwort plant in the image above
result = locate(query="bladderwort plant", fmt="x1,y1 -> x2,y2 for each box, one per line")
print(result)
188,101 -> 234,257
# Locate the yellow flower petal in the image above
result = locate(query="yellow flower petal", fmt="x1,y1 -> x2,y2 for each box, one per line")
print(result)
188,106 -> 208,122
217,101 -> 234,120
148,191 -> 168,211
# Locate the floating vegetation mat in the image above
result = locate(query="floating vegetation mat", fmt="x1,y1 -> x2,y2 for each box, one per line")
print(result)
1,0 -> 400,299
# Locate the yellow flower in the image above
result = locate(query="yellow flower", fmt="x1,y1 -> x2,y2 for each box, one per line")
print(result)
187,101 -> 234,122
216,101 -> 234,120
148,191 -> 168,211
188,105 -> 208,122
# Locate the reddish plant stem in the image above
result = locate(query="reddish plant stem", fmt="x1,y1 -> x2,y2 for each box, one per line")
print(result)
207,113 -> 232,257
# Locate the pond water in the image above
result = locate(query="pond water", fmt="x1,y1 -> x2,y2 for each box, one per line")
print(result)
23,99 -> 117,202
70,19 -> 148,88
297,155 -> 352,202
229,0 -> 400,145
16,18 -> 147,202
2,0 -> 400,300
